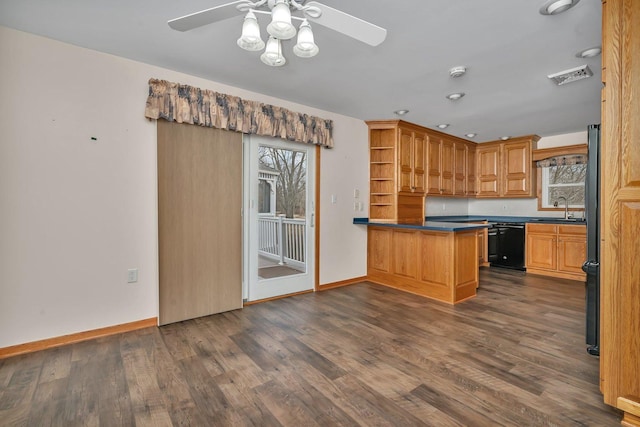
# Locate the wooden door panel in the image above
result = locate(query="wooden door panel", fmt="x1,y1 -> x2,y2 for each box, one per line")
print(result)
413,132 -> 426,193
419,232 -> 450,285
398,129 -> 413,193
158,121 -> 243,325
427,138 -> 442,194
557,236 -> 587,274
440,140 -> 454,195
368,227 -> 392,273
392,230 -> 418,279
526,233 -> 556,270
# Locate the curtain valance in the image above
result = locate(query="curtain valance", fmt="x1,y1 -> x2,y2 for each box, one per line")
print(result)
536,154 -> 587,168
144,78 -> 333,148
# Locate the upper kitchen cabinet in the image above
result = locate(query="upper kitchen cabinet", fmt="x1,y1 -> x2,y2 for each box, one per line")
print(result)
367,120 -> 427,223
476,135 -> 540,198
426,137 -> 469,196
477,143 -> 501,197
466,143 -> 477,196
398,127 -> 426,194
454,141 -> 468,196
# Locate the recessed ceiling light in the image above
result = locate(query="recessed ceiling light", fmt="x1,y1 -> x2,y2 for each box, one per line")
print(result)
449,66 -> 467,78
446,92 -> 465,101
394,109 -> 409,116
437,124 -> 450,129
576,46 -> 602,58
539,0 -> 580,15
465,133 -> 477,138
501,136 -> 510,140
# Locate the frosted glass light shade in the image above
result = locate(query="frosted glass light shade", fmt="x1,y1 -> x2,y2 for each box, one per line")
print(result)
266,0 -> 296,40
293,19 -> 319,58
260,37 -> 286,66
237,10 -> 265,51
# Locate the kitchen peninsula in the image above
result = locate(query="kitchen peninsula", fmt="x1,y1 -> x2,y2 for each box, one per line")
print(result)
354,218 -> 490,304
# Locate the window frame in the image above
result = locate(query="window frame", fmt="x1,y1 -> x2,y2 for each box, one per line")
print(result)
533,143 -> 588,212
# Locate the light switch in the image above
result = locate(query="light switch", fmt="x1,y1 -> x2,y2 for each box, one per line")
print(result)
354,189 -> 360,199
331,194 -> 338,204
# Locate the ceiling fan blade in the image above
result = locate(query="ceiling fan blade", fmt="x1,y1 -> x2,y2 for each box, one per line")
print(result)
168,1 -> 246,32
305,2 -> 387,46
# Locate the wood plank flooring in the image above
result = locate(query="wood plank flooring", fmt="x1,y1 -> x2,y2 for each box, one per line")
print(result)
0,268 -> 622,426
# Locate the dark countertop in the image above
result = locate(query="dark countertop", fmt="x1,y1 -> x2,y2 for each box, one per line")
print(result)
353,218 -> 491,232
424,215 -> 587,225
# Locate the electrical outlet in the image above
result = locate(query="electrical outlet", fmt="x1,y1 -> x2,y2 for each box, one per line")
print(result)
127,268 -> 138,283
331,194 -> 337,204
354,202 -> 359,211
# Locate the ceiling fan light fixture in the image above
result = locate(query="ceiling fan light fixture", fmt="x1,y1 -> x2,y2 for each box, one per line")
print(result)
267,0 -> 296,40
539,0 -> 580,15
260,37 -> 286,66
237,10 -> 265,52
293,19 -> 319,58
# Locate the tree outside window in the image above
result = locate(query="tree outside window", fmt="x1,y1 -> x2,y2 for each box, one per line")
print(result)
541,164 -> 586,209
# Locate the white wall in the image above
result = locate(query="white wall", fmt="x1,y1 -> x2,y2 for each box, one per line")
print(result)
425,197 -> 469,216
0,26 -> 368,348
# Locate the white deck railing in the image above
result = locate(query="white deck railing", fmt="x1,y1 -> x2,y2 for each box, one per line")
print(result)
258,215 -> 306,270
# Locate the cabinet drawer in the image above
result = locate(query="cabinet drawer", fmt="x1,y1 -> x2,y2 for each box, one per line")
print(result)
527,223 -> 557,234
558,224 -> 587,236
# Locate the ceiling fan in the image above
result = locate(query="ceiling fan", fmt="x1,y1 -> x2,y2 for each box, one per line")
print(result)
168,0 -> 387,66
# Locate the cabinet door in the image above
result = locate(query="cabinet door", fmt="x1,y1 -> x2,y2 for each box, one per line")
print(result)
477,144 -> 500,197
467,145 -> 477,196
412,131 -> 426,193
503,141 -> 531,197
526,232 -> 557,270
398,128 -> 413,193
557,235 -> 586,274
427,137 -> 442,194
440,139 -> 454,195
454,142 -> 467,195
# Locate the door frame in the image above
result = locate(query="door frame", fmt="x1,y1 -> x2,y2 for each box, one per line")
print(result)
242,136 -> 321,302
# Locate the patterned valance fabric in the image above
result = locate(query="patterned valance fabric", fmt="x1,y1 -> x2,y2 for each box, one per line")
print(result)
536,154 -> 587,168
144,78 -> 333,148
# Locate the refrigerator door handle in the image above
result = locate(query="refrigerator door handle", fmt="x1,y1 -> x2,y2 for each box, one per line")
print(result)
582,259 -> 600,274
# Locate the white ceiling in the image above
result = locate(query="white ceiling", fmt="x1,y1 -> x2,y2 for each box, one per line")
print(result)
0,0 -> 602,142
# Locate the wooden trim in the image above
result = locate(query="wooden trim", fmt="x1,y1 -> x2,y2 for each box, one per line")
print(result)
0,317 -> 158,360
532,143 -> 587,161
243,290 -> 313,306
314,145 -> 321,292
618,396 -> 640,418
318,276 -> 367,291
526,268 -> 585,282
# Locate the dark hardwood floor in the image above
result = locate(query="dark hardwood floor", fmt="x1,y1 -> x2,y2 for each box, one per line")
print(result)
0,268 -> 622,426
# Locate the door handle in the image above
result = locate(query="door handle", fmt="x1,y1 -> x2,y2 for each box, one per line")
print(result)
310,213 -> 315,228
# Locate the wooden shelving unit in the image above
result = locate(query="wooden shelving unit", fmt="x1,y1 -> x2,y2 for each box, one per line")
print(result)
368,127 -> 397,222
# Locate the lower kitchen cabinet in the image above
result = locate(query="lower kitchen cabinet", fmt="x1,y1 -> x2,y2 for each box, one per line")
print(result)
525,223 -> 586,281
367,225 -> 479,304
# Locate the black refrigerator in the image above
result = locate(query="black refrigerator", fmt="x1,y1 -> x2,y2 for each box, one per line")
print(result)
583,124 -> 600,356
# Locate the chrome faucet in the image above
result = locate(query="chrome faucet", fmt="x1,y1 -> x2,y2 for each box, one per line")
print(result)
557,196 -> 570,219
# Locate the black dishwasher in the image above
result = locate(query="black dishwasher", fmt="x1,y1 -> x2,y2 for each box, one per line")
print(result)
488,223 -> 525,270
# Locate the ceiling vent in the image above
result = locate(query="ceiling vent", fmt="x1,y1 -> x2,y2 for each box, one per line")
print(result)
547,64 -> 593,86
